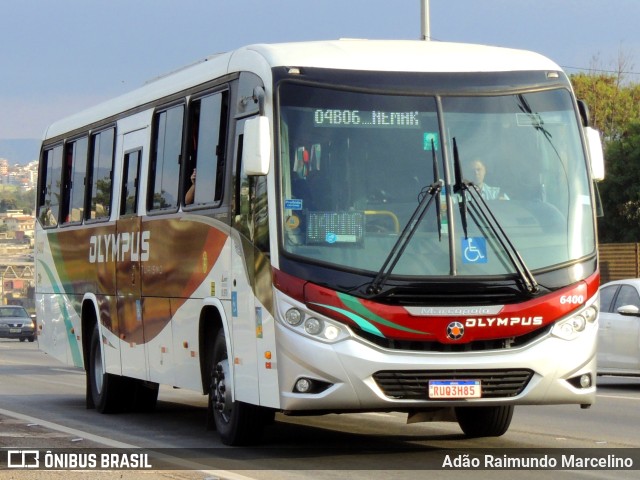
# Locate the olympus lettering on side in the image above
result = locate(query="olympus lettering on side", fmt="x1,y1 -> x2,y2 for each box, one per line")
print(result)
89,231 -> 151,263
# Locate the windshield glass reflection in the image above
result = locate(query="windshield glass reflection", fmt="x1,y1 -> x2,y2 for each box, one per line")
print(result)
278,83 -> 594,279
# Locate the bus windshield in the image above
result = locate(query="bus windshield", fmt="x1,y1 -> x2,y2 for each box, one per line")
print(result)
278,81 -> 594,279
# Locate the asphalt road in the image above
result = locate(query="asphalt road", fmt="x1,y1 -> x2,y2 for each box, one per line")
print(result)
0,339 -> 639,480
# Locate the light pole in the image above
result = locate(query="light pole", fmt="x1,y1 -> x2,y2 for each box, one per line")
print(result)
421,0 -> 431,41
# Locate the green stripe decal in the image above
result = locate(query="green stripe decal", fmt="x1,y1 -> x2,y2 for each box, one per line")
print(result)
37,260 -> 83,367
337,292 -> 432,337
310,303 -> 384,337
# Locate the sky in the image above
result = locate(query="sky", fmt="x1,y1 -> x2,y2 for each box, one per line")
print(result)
1,0 -> 639,142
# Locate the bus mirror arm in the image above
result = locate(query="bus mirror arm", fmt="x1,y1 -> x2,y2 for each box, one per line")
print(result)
253,86 -> 266,115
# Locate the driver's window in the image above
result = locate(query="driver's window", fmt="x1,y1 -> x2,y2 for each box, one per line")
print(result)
613,285 -> 640,311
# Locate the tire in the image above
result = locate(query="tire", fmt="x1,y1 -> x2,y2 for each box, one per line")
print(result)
88,323 -> 124,413
208,329 -> 270,445
455,405 -> 514,438
28,336 -> 35,342
19,338 -> 26,342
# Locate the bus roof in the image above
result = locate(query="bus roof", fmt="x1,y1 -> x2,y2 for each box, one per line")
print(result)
242,39 -> 560,73
43,39 -> 562,141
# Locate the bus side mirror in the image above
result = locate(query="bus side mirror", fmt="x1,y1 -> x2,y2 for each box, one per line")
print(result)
585,127 -> 604,181
243,116 -> 271,176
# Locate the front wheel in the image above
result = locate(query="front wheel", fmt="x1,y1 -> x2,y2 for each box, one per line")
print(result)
88,323 -> 124,413
455,405 -> 514,438
208,330 -> 271,445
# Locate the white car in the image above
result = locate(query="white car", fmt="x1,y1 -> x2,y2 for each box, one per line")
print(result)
598,279 -> 640,376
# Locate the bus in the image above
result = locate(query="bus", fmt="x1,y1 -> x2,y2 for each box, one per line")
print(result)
35,39 -> 605,445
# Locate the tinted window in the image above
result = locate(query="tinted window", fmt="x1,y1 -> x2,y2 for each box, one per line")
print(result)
62,137 -> 88,224
0,307 -> 28,318
150,105 -> 183,210
185,91 -> 228,206
613,285 -> 640,311
38,145 -> 63,227
599,285 -> 618,313
89,128 -> 115,220
121,150 -> 141,216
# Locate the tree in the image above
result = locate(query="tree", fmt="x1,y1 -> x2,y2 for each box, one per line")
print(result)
569,50 -> 640,244
596,122 -> 640,242
570,51 -> 640,142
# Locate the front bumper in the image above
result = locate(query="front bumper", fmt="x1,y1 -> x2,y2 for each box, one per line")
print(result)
275,321 -> 597,412
0,326 -> 36,340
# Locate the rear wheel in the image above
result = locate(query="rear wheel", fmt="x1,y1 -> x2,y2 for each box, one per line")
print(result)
88,323 -> 124,413
208,329 -> 271,445
455,405 -> 514,437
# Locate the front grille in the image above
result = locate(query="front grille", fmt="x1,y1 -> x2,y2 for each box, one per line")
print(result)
358,324 -> 551,352
373,369 -> 534,400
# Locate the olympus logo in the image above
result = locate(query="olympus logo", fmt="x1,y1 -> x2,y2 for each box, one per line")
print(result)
406,306 -> 503,317
465,317 -> 543,327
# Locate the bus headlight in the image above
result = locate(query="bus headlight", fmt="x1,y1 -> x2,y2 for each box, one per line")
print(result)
304,317 -> 324,335
281,306 -> 350,343
551,305 -> 597,341
284,308 -> 304,326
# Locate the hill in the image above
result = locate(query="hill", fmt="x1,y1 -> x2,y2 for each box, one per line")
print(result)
0,139 -> 40,165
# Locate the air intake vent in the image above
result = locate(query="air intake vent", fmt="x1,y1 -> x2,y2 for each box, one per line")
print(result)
373,369 -> 533,400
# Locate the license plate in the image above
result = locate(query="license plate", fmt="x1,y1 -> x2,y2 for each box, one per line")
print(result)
429,380 -> 482,399
9,328 -> 22,333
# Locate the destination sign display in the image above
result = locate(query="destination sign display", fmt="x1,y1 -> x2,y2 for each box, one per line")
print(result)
313,109 -> 422,128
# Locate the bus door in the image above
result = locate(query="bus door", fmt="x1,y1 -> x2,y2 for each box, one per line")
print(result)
116,128 -> 148,380
230,115 -> 276,407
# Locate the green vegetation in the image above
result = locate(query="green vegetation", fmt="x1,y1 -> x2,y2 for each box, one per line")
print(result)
571,55 -> 640,243
0,185 -> 35,215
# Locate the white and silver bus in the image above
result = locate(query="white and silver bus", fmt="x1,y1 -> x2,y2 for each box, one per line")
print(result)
35,40 -> 604,445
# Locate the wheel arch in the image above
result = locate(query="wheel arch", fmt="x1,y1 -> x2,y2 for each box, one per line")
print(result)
199,299 -> 231,395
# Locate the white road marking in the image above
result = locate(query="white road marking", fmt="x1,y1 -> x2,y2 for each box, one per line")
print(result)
0,407 -> 257,480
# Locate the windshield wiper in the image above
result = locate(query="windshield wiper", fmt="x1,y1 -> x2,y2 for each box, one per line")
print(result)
517,94 -> 562,161
452,139 -> 469,238
452,138 -> 539,294
367,141 -> 442,295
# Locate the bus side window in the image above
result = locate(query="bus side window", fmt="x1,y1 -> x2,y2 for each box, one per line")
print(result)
149,105 -> 184,211
37,145 -> 63,228
88,128 -> 115,220
61,136 -> 88,224
185,90 -> 228,206
121,150 -> 141,216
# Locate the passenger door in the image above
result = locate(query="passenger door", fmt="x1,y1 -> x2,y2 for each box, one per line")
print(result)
116,128 -> 147,380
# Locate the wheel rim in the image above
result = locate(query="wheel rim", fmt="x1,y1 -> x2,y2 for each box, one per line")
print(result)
213,359 -> 233,423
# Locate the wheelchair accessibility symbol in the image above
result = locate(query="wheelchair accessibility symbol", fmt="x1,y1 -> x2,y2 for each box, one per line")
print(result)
462,237 -> 488,264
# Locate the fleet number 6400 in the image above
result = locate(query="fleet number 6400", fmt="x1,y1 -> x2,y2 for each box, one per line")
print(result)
560,295 -> 584,305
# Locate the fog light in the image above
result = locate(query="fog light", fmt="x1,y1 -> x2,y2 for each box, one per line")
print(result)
285,308 -> 303,326
580,374 -> 591,388
304,317 -> 323,335
295,378 -> 313,393
324,324 -> 340,340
